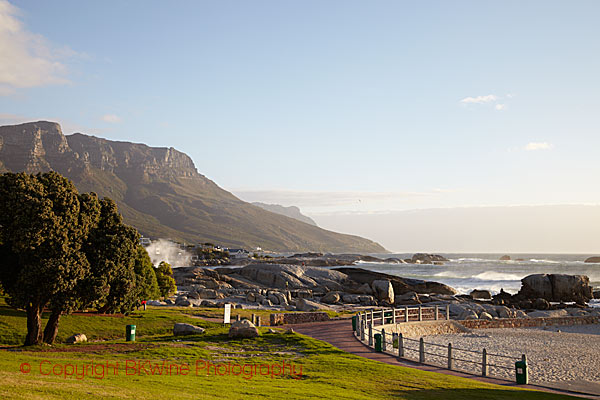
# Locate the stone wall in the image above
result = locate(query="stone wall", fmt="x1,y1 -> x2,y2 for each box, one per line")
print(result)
458,315 -> 600,330
379,320 -> 469,337
270,312 -> 330,326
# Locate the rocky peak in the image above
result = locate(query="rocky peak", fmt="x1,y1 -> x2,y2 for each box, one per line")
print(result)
0,121 -> 72,173
66,133 -> 199,181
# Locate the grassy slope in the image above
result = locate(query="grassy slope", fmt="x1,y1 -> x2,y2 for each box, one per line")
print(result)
0,299 -> 572,400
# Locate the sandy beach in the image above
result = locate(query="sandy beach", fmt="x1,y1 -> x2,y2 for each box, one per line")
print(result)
411,324 -> 600,384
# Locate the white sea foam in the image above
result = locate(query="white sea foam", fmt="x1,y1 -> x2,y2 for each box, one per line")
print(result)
472,271 -> 524,281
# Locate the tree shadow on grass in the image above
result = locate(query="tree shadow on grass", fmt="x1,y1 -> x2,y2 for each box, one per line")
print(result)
393,388 -> 575,400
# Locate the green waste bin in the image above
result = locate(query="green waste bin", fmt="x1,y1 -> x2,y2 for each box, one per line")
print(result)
515,359 -> 528,384
374,333 -> 382,352
126,325 -> 136,342
352,316 -> 357,332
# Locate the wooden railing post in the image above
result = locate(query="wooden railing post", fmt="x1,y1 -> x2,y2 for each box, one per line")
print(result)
368,322 -> 373,346
448,343 -> 453,370
405,306 -> 409,322
382,328 -> 386,352
446,304 -> 450,320
419,338 -> 425,363
392,307 -> 396,324
418,305 -> 423,321
381,308 -> 385,325
435,305 -> 439,320
361,316 -> 366,341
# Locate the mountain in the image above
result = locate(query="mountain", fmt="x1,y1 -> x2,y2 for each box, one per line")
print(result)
252,202 -> 317,226
0,121 -> 385,253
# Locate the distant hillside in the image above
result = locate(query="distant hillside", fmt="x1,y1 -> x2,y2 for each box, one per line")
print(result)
0,121 -> 385,253
252,202 -> 317,226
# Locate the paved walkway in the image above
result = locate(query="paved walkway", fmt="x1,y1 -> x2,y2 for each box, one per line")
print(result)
286,319 -> 599,399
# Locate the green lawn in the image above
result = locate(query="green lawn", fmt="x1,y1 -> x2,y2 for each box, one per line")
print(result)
0,299 -> 574,399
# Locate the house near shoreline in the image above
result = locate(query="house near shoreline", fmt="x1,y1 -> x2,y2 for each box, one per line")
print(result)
225,248 -> 250,259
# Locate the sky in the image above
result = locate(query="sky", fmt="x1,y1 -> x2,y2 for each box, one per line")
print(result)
1,1 -> 599,252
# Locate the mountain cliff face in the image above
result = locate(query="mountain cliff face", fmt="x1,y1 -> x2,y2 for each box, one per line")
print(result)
0,121 -> 385,253
252,202 -> 318,226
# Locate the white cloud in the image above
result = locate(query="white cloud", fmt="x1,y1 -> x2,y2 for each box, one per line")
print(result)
460,94 -> 497,104
524,142 -> 553,151
101,114 -> 121,123
0,0 -> 75,95
495,104 -> 506,111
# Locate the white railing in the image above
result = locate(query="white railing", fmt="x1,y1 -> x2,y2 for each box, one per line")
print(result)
353,307 -> 527,382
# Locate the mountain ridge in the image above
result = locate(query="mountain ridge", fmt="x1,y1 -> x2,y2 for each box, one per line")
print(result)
0,121 -> 385,253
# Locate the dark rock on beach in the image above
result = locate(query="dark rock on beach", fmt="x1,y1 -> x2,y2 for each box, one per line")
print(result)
585,256 -> 600,263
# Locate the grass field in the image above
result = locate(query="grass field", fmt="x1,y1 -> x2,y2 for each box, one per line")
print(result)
0,298 -> 575,399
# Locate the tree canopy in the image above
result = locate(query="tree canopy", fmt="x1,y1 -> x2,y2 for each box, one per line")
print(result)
0,172 -> 160,345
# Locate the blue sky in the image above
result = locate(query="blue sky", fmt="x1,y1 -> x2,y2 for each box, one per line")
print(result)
1,0 -> 599,224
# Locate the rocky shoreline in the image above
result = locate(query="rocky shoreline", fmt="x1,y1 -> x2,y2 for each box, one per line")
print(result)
148,253 -> 600,322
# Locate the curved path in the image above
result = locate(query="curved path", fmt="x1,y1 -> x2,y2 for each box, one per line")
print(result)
287,319 -> 597,399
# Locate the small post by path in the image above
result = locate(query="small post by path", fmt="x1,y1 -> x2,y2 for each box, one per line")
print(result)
381,328 -> 386,352
251,314 -> 256,324
447,343 -> 453,370
482,348 -> 488,377
392,307 -> 396,324
398,333 -> 404,358
419,338 -> 425,363
435,305 -> 439,320
418,305 -> 423,322
368,322 -> 373,346
255,315 -> 261,327
446,304 -> 450,320
404,306 -> 409,322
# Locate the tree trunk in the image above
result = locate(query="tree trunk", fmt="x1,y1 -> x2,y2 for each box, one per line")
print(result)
43,310 -> 61,344
25,302 -> 43,346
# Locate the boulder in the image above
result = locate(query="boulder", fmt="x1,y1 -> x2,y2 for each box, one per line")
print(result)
518,274 -> 592,303
358,295 -> 376,306
173,323 -> 205,336
246,292 -> 258,302
459,310 -> 478,320
479,312 -> 493,320
175,297 -> 192,307
371,279 -> 394,303
65,333 -> 87,344
197,289 -> 218,299
410,253 -> 449,264
356,283 -> 373,295
470,290 -> 492,300
532,298 -> 550,310
594,290 -> 600,299
515,310 -> 527,318
341,293 -> 361,304
321,291 -> 341,304
527,309 -> 569,318
394,291 -> 420,305
228,319 -> 260,338
584,256 -> 600,263
495,306 -> 513,319
268,293 -> 280,305
499,255 -> 511,261
272,292 -> 288,306
296,298 -> 322,311
147,300 -> 165,306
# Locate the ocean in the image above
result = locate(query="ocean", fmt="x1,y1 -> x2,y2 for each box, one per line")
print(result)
358,253 -> 600,294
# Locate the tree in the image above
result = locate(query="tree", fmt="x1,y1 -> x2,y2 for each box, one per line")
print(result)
0,172 -> 96,345
154,261 -> 176,298
82,198 -> 140,314
133,245 -> 160,302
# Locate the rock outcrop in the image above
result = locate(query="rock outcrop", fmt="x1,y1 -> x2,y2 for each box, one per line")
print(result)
65,333 -> 87,344
371,280 -> 394,303
584,256 -> 600,263
517,274 -> 592,304
335,267 -> 457,296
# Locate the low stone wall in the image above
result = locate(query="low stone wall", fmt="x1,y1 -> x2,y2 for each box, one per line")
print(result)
270,312 -> 330,325
380,320 -> 469,337
458,315 -> 600,330
377,315 -> 600,337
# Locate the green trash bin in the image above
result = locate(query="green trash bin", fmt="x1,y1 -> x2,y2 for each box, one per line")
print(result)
374,333 -> 382,352
515,359 -> 528,384
126,324 -> 136,342
352,316 -> 357,332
